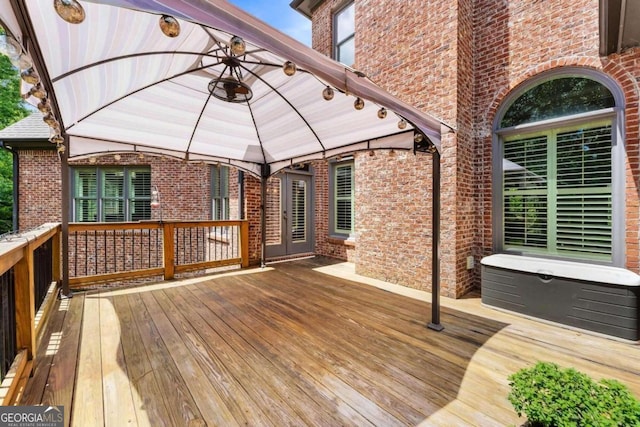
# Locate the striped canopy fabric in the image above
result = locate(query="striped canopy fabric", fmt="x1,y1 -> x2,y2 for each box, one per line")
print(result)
2,0 -> 444,176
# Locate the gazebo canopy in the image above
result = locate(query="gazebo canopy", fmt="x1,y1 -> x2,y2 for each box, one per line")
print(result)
1,0 -> 445,177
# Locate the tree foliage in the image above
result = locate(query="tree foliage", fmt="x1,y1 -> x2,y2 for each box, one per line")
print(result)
0,52 -> 30,233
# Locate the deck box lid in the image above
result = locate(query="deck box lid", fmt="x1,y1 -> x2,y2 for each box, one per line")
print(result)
481,254 -> 640,287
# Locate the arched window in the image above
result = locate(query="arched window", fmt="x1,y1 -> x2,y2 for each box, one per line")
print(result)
493,69 -> 625,265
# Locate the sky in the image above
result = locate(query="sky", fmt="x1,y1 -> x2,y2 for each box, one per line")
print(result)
227,0 -> 311,46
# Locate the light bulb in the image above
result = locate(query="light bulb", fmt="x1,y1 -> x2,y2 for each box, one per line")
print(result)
354,97 -> 365,110
377,108 -> 387,119
159,15 -> 180,37
20,67 -> 39,85
229,36 -> 246,56
53,0 -> 86,24
322,86 -> 334,101
283,61 -> 296,76
398,119 -> 407,130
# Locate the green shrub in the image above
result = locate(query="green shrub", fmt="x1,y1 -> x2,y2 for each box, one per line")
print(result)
507,361 -> 640,426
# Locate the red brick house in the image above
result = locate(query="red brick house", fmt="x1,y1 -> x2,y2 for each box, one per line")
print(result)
1,0 -> 639,339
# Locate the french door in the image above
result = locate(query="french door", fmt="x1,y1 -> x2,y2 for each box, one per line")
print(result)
265,171 -> 313,258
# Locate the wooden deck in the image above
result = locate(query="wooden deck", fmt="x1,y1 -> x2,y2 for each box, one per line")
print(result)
22,257 -> 640,426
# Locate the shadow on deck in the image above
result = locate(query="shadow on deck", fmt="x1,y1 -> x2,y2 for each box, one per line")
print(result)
22,257 -> 640,426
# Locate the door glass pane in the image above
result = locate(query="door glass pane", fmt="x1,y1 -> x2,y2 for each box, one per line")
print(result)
291,179 -> 306,242
265,177 -> 281,245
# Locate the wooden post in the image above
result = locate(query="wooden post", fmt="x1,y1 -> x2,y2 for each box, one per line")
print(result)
52,226 -> 62,285
240,220 -> 249,268
14,246 -> 36,361
163,222 -> 175,280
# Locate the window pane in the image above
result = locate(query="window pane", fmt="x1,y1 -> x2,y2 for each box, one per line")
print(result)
74,170 -> 97,222
556,192 -> 611,257
504,192 -> 548,248
337,36 -> 355,67
336,3 -> 354,42
557,126 -> 611,188
75,170 -> 96,198
336,164 -> 353,197
291,179 -> 306,242
336,199 -> 353,232
212,165 -> 230,220
504,135 -> 548,190
129,169 -> 151,221
102,170 -> 124,221
556,125 -> 612,259
334,162 -> 354,234
130,199 -> 151,222
75,199 -> 97,222
335,2 -> 354,65
501,78 -> 615,128
265,177 -> 282,245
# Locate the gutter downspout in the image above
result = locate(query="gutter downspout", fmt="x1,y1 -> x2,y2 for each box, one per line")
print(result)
0,142 -> 19,232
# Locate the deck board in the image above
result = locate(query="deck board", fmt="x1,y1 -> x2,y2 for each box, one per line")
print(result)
23,257 -> 640,426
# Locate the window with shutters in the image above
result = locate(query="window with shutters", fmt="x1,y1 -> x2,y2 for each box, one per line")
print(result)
72,167 -> 151,222
330,160 -> 354,238
334,2 -> 354,66
495,72 -> 623,264
211,165 -> 229,220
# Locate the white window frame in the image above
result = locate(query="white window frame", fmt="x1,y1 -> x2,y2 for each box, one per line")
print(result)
492,68 -> 625,266
71,166 -> 151,222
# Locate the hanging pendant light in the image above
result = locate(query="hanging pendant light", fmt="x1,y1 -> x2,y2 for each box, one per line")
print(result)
377,107 -> 387,119
53,0 -> 86,24
229,36 -> 246,56
20,67 -> 39,85
282,61 -> 297,76
354,97 -> 365,110
322,86 -> 334,101
414,132 -> 424,143
159,15 -> 180,37
398,119 -> 408,130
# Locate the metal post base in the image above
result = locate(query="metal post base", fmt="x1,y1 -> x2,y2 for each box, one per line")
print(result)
427,322 -> 444,332
59,288 -> 74,300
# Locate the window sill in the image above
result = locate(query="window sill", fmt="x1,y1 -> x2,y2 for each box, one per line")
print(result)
328,237 -> 355,247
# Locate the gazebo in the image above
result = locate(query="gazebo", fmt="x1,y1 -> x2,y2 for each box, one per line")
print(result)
0,0 -> 449,329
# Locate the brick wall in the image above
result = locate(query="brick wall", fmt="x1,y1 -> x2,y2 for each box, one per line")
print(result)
306,0 -> 640,296
311,160 -> 355,261
18,150 -> 61,229
474,0 -> 640,275
310,0 -> 473,296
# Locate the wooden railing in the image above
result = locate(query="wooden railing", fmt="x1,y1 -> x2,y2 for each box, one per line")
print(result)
68,220 -> 249,288
0,223 -> 61,405
0,219 -> 250,404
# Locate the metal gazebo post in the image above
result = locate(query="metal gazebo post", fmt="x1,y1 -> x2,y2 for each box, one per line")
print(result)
260,163 -> 270,268
60,133 -> 71,297
428,147 -> 443,331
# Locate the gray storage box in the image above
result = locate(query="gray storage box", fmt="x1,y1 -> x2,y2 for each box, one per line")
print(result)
481,254 -> 640,341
